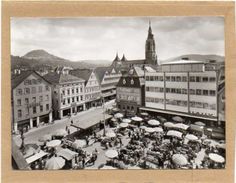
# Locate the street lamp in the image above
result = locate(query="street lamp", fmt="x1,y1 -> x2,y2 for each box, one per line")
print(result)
100,96 -> 106,136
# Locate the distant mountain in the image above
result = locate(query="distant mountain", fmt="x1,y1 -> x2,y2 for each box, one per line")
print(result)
12,49 -> 111,71
161,54 -> 225,64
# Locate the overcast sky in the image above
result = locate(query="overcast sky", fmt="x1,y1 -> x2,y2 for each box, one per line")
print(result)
11,17 -> 224,62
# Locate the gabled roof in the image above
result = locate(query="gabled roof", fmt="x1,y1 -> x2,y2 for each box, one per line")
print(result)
43,72 -> 84,85
11,70 -> 50,89
94,67 -> 109,84
69,69 -> 93,85
117,76 -> 144,88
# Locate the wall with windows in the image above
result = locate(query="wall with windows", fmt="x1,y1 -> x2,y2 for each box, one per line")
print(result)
13,74 -> 52,123
85,72 -> 101,102
116,87 -> 142,105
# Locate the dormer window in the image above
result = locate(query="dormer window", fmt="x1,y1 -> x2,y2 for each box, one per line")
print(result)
131,79 -> 134,85
123,79 -> 126,84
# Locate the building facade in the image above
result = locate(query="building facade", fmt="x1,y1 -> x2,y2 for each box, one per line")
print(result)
11,71 -> 52,133
44,68 -> 85,119
142,59 -> 225,126
95,66 -> 122,102
70,69 -> 101,109
116,67 -> 145,115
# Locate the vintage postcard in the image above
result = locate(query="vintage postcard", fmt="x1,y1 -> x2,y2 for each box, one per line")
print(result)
2,1 -> 235,183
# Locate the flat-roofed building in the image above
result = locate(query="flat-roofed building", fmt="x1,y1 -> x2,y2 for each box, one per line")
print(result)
11,70 -> 52,133
44,67 -> 85,119
94,66 -> 122,102
142,59 -> 225,126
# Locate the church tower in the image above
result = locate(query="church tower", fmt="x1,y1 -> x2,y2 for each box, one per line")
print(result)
145,21 -> 157,65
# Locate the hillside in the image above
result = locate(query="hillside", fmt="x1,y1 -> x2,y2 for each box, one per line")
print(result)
11,49 -> 111,71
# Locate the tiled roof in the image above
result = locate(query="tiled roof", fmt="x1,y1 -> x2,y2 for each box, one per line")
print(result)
43,72 -> 84,85
69,69 -> 93,85
11,70 -> 51,89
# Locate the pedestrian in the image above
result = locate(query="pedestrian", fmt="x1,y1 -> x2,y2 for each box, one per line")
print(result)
128,131 -> 131,138
85,136 -> 89,146
82,157 -> 85,168
119,138 -> 123,147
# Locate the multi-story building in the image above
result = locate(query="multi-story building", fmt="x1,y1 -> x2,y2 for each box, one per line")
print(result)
44,67 -> 85,119
95,66 -> 122,102
11,70 -> 52,133
70,69 -> 101,109
141,59 -> 225,126
116,66 -> 145,115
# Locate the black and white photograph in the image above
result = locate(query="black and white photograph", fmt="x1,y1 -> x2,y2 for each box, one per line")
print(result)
11,17 -> 225,170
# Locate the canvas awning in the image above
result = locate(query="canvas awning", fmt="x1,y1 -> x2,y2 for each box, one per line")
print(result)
57,148 -> 78,161
26,150 -> 48,164
72,114 -> 112,130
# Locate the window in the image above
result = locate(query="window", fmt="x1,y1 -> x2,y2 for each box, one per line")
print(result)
202,77 -> 208,82
150,76 -> 154,81
24,79 -> 31,85
17,110 -> 22,118
16,89 -> 23,95
67,98 -> 70,104
32,79 -> 37,84
62,90 -> 65,95
182,89 -> 187,94
182,76 -> 187,82
196,89 -> 202,95
80,88 -> 83,93
190,76 -> 195,82
40,105 -> 43,112
38,86 -> 43,93
32,87 -> 36,94
160,76 -> 164,81
46,104 -> 49,111
77,96 -> 79,102
25,98 -> 29,104
72,97 -> 75,102
46,95 -> 49,101
72,89 -> 74,94
25,88 -> 30,94
25,107 -> 29,115
166,76 -> 170,81
45,86 -> 49,91
203,90 -> 209,96
17,99 -> 21,106
166,88 -> 170,93
210,90 -> 216,96
171,76 -> 175,82
39,96 -> 43,102
196,77 -> 201,82
67,89 -> 70,95
131,79 -> 134,85
209,77 -> 216,82
80,96 -> 83,101
76,88 -> 79,93
190,89 -> 195,95
33,107 -> 37,114
32,97 -> 36,103
62,99 -> 65,105
176,76 -> 181,82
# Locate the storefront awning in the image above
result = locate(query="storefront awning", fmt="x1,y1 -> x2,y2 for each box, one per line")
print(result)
26,150 -> 48,164
140,107 -> 218,121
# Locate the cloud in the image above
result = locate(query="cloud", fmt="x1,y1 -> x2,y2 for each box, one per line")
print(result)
11,17 -> 224,62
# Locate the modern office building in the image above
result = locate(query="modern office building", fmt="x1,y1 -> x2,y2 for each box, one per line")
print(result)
44,67 -> 85,119
141,59 -> 225,126
70,69 -> 101,109
11,70 -> 52,133
116,66 -> 145,115
94,66 -> 122,102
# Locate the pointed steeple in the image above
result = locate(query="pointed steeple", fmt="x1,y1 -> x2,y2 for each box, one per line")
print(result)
121,54 -> 127,61
148,20 -> 153,39
113,52 -> 120,61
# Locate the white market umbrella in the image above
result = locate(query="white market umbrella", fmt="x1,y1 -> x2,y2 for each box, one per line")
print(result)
45,156 -> 65,170
167,130 -> 183,139
172,154 -> 188,166
140,112 -> 149,116
122,118 -> 131,123
46,140 -> 61,148
114,113 -> 124,119
131,116 -> 143,122
145,127 -> 155,133
105,149 -> 118,158
148,119 -> 160,126
106,131 -> 116,138
38,134 -> 52,142
174,123 -> 189,131
153,127 -> 164,133
111,118 -> 117,122
53,129 -> 67,137
172,116 -> 184,123
119,123 -> 129,128
140,126 -> 147,130
185,134 -> 198,141
72,140 -> 87,149
164,122 -> 175,128
209,153 -> 225,163
194,121 -> 206,126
